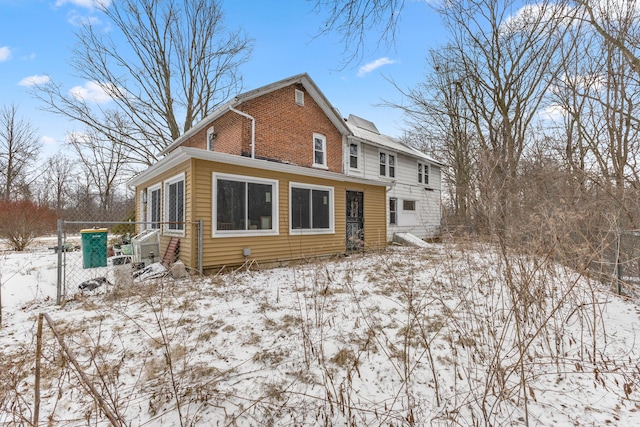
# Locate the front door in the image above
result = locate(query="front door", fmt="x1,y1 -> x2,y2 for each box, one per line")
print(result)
346,191 -> 364,251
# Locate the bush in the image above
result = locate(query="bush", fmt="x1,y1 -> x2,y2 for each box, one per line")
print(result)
0,200 -> 57,251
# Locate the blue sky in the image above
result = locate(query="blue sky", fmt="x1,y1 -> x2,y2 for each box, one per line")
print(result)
0,0 -> 443,157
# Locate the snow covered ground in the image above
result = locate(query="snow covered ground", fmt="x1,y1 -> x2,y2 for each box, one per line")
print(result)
2,238 -> 640,426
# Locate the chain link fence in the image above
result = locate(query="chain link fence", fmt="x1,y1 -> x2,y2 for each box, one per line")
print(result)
55,220 -> 202,304
613,229 -> 640,298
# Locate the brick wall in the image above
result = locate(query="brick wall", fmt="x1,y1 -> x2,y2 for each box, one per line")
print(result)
180,83 -> 344,172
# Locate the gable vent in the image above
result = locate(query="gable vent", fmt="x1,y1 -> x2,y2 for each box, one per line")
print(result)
295,89 -> 304,106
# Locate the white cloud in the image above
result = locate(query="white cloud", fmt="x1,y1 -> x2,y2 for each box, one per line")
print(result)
65,131 -> 90,144
55,0 -> 111,9
41,136 -> 58,146
68,13 -> 102,27
18,75 -> 51,87
68,81 -> 119,104
357,57 -> 397,77
538,104 -> 566,122
0,46 -> 12,62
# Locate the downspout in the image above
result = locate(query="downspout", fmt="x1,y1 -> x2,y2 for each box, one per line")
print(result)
229,106 -> 256,158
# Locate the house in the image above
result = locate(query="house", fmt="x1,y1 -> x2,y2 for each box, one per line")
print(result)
343,115 -> 443,241
128,73 -> 441,272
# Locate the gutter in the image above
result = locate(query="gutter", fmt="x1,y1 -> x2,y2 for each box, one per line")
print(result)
229,106 -> 256,159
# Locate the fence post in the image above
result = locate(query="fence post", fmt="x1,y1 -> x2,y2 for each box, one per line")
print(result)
56,219 -> 63,305
615,231 -> 622,295
198,219 -> 203,275
34,313 -> 43,425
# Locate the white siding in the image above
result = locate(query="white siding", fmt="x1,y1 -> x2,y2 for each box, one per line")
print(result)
354,142 -> 441,241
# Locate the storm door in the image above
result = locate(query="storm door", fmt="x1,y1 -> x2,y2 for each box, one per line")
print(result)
346,191 -> 364,251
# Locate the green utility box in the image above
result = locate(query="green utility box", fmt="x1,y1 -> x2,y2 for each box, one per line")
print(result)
81,228 -> 108,268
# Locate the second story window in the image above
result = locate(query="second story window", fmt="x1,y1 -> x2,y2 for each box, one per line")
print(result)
379,151 -> 396,177
313,133 -> 327,167
418,162 -> 429,185
349,143 -> 359,169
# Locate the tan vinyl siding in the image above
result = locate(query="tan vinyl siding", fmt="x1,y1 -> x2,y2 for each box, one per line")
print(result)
134,160 -> 193,268
362,185 -> 387,249
192,159 -> 386,269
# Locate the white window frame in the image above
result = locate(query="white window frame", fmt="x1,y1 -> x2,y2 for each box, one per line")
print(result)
164,173 -> 185,236
147,183 -> 162,230
379,150 -> 395,178
418,162 -> 429,185
389,197 -> 397,225
313,133 -> 328,169
289,182 -> 334,235
207,127 -> 215,151
348,141 -> 361,171
212,173 -> 279,237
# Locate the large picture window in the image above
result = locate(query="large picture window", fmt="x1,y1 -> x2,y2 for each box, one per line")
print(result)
290,183 -> 333,233
214,174 -> 278,235
164,174 -> 185,234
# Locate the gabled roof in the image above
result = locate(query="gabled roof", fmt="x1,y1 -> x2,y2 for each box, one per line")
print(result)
160,73 -> 349,156
346,114 -> 444,167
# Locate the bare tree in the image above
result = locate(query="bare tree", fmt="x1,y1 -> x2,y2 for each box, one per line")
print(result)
34,0 -> 252,165
68,119 -> 133,214
430,0 -> 576,236
313,0 -> 403,64
40,152 -> 76,216
0,104 -> 41,201
396,46 -> 479,231
574,0 -> 640,75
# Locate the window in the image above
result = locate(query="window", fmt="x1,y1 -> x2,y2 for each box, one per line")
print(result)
290,183 -> 333,233
349,143 -> 359,169
165,174 -> 185,233
214,174 -> 277,235
313,133 -> 327,167
389,198 -> 397,225
207,127 -> 215,151
147,184 -> 161,229
418,162 -> 429,185
379,151 -> 395,177
403,200 -> 416,211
